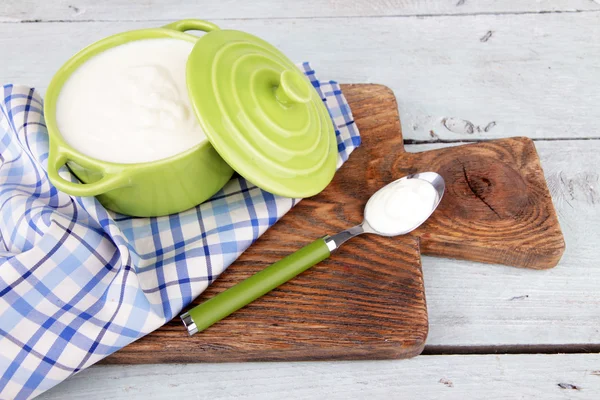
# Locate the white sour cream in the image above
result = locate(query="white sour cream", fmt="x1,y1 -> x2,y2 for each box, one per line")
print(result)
365,178 -> 439,235
56,38 -> 207,164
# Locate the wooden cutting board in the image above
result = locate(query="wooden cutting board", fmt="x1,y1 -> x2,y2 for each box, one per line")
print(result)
104,84 -> 564,363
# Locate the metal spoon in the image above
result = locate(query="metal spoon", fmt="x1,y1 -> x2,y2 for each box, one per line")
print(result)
181,172 -> 445,335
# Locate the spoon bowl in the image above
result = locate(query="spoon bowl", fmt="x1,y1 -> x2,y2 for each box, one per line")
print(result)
324,172 -> 445,252
366,172 -> 445,236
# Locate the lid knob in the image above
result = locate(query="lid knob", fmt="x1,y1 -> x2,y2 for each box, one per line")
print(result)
275,69 -> 312,106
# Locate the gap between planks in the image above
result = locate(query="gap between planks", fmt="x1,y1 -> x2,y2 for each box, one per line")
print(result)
403,137 -> 600,145
4,9 -> 600,24
423,343 -> 600,356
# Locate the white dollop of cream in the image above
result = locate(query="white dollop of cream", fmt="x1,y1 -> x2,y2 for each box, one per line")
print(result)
364,178 -> 439,235
56,38 -> 207,164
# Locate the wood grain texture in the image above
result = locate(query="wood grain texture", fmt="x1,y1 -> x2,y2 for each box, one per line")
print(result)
103,84 -> 428,364
2,0 -> 598,22
39,354 -> 600,400
1,13 -> 598,141
406,139 -> 565,268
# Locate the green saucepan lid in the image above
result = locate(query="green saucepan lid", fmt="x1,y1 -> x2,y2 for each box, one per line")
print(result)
186,29 -> 338,198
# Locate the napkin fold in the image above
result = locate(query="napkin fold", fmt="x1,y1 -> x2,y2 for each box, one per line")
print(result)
0,63 -> 361,399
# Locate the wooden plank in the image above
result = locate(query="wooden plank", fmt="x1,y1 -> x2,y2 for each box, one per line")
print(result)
416,139 -> 600,348
1,0 -> 598,22
0,13 -> 599,140
38,354 -> 600,399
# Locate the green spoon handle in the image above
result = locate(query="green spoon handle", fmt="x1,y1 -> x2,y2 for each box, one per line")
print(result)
181,238 -> 331,335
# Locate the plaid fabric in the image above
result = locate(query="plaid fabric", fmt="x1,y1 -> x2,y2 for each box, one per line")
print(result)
0,63 -> 360,399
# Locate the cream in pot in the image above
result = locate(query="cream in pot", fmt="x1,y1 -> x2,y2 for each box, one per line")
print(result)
56,38 -> 206,164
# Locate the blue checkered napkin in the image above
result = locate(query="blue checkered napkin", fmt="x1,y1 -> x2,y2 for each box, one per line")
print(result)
0,62 -> 361,399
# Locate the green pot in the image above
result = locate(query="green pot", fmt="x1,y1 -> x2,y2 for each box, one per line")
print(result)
45,19 -> 337,217
45,20 -> 233,217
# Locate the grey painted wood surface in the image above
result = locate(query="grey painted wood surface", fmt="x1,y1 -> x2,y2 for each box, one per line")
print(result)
0,0 -> 598,352
2,0 -> 599,22
1,13 -> 599,141
38,354 -> 600,399
2,0 -> 599,398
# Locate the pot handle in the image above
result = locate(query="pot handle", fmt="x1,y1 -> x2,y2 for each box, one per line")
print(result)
162,19 -> 220,33
47,142 -> 130,197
